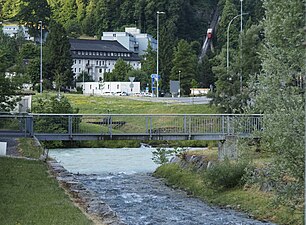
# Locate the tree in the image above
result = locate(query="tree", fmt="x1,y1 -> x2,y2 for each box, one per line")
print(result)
0,27 -> 21,111
108,58 -> 132,81
16,0 -> 51,36
170,39 -> 197,95
248,0 -> 305,207
216,0 -> 239,49
44,20 -> 74,89
141,43 -> 156,75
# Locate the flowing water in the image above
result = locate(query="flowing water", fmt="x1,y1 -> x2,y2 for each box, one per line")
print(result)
49,147 -> 275,225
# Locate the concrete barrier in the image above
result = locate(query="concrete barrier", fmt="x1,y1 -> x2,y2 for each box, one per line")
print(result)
0,142 -> 7,156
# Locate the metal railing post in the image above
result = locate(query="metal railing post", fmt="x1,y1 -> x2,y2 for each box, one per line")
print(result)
68,115 -> 72,138
109,115 -> 112,138
183,115 -> 187,133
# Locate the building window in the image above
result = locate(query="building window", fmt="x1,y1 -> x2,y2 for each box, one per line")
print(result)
102,61 -> 105,65
113,34 -> 116,37
79,60 -> 81,64
79,68 -> 81,72
104,52 -> 106,56
99,69 -> 102,73
90,85 -> 92,89
108,62 -> 111,65
108,85 -> 110,89
99,61 -> 101,66
107,53 -> 110,56
89,52 -> 92,55
74,68 -> 76,72
96,61 -> 98,65
74,60 -> 76,64
114,53 -> 117,56
117,85 -> 119,89
111,52 -> 114,56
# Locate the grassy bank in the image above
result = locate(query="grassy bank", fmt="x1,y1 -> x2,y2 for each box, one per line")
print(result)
154,163 -> 302,225
0,157 -> 93,225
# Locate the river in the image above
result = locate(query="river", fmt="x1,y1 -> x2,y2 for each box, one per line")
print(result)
49,147 -> 275,225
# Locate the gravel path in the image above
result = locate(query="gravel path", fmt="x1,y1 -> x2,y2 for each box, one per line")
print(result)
0,137 -> 20,156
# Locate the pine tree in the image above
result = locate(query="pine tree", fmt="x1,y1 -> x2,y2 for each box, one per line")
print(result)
44,20 -> 74,89
170,39 -> 197,95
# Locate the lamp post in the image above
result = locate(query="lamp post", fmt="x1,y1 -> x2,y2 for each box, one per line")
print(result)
156,11 -> 165,98
178,70 -> 181,97
226,13 -> 248,74
39,20 -> 43,94
240,0 -> 243,93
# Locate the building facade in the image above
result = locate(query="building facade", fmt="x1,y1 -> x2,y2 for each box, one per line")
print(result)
102,27 -> 157,56
78,81 -> 140,96
70,39 -> 141,82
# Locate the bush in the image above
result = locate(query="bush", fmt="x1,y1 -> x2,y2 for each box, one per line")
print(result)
203,159 -> 250,190
152,147 -> 186,165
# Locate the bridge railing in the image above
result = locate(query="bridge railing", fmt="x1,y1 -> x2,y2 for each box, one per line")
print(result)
28,114 -> 263,138
0,114 -> 33,137
0,114 -> 263,139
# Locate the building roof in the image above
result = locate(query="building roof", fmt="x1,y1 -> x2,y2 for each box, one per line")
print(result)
70,39 -> 131,53
69,39 -> 141,61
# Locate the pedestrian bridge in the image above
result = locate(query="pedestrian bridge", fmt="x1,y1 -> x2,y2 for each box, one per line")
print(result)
0,114 -> 262,141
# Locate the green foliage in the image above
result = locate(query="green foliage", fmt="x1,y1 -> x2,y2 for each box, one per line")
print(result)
32,94 -> 78,114
203,159 -> 250,190
155,163 -> 302,224
151,147 -> 185,165
32,94 -> 79,148
247,0 -> 305,208
107,58 -> 133,81
18,137 -> 44,159
44,20 -> 74,89
170,39 -> 198,95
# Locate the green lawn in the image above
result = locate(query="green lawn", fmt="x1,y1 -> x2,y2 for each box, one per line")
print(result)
0,157 -> 93,225
63,94 -> 217,114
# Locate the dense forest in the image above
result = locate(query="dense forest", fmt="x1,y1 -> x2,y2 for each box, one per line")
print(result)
0,0 -> 305,217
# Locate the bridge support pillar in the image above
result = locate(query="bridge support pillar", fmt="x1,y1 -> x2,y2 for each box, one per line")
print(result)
218,135 -> 238,160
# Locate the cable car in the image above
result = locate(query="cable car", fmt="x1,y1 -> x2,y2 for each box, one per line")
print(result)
207,28 -> 213,39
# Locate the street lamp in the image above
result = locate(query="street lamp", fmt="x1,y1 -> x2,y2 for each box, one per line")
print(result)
156,11 -> 165,98
178,70 -> 181,97
39,20 -> 43,94
226,13 -> 248,74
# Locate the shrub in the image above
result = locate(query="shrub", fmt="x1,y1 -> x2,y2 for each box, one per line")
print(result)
152,147 -> 186,165
203,159 -> 250,190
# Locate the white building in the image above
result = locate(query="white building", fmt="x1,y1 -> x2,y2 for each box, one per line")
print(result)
102,27 -> 157,56
77,81 -> 140,96
70,39 -> 141,83
2,23 -> 34,41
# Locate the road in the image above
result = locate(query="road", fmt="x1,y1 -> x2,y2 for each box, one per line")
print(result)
127,96 -> 212,105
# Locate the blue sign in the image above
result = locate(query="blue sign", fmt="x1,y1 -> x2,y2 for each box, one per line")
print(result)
151,74 -> 160,79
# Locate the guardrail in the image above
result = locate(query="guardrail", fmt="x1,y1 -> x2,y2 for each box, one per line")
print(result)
0,114 -> 263,141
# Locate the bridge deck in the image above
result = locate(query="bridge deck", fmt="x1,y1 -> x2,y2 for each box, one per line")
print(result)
0,114 -> 262,141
